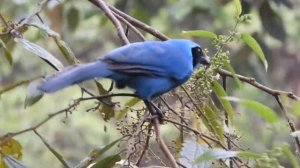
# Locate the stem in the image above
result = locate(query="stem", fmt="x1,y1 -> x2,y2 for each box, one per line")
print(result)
275,96 -> 300,155
222,76 -> 233,168
144,100 -> 179,168
136,123 -> 152,166
218,69 -> 299,100
108,6 -> 169,41
0,12 -> 9,28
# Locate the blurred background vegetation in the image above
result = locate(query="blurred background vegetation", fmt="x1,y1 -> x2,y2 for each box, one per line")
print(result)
1,0 -> 300,167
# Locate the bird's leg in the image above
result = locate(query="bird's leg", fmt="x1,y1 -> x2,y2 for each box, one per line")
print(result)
143,100 -> 164,122
148,101 -> 164,119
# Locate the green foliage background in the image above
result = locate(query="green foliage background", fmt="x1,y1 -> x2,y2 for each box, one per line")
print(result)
1,0 -> 300,167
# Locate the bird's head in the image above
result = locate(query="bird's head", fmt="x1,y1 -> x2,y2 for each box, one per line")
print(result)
191,46 -> 211,68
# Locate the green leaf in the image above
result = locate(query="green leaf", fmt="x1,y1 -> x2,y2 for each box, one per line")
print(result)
89,137 -> 123,159
34,131 -> 70,168
74,137 -> 123,168
24,79 -> 45,108
0,39 -> 13,66
224,97 -> 278,123
195,148 -> 238,163
54,37 -> 78,65
233,0 -> 242,15
15,38 -> 63,71
182,30 -> 217,39
116,98 -> 140,120
95,81 -> 114,121
211,80 -> 234,123
67,6 -> 80,32
203,105 -> 224,141
91,154 -> 121,168
241,33 -> 268,71
207,97 -> 221,117
95,81 -> 109,95
0,33 -> 13,44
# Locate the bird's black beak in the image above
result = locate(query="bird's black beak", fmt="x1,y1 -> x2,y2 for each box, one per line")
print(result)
199,55 -> 211,66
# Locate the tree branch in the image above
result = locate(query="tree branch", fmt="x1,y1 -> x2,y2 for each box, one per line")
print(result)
112,11 -> 146,41
275,96 -> 300,154
0,93 -> 138,147
153,119 -> 179,168
144,100 -> 179,168
218,69 -> 299,100
20,0 -> 50,24
1,100 -> 80,146
88,0 -> 130,45
108,6 -> 169,41
136,123 -> 152,166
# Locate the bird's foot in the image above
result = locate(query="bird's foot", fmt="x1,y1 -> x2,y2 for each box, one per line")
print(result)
144,99 -> 165,124
147,113 -> 164,124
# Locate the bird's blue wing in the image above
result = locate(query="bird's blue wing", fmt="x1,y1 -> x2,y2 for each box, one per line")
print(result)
102,40 -> 194,79
102,59 -> 166,77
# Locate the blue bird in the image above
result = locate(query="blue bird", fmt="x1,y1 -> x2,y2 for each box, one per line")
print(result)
40,39 -> 210,114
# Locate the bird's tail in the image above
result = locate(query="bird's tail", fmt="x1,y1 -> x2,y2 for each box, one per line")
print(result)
40,61 -> 111,93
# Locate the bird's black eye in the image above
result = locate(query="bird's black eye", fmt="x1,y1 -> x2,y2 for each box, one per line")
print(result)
191,46 -> 211,67
191,46 -> 204,67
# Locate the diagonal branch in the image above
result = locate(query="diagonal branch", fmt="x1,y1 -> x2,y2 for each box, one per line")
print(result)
218,69 -> 299,100
144,100 -> 179,168
153,119 -> 179,168
88,0 -> 130,45
108,5 -> 169,41
0,93 -> 138,147
112,11 -> 146,41
275,96 -> 300,154
1,100 -> 80,146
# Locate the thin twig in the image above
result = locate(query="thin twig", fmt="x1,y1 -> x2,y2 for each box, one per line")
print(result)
88,0 -> 130,45
144,100 -> 179,168
181,86 -> 217,134
275,96 -> 300,154
112,11 -> 146,41
164,118 -> 250,168
222,76 -> 233,168
20,0 -> 50,24
0,12 -> 9,28
1,100 -> 80,146
136,123 -> 152,166
163,118 -> 227,149
214,20 -> 239,57
34,130 -> 71,168
1,92 -> 139,147
108,6 -> 169,41
153,119 -> 179,168
79,93 -> 139,101
159,96 -> 189,125
218,69 -> 299,100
